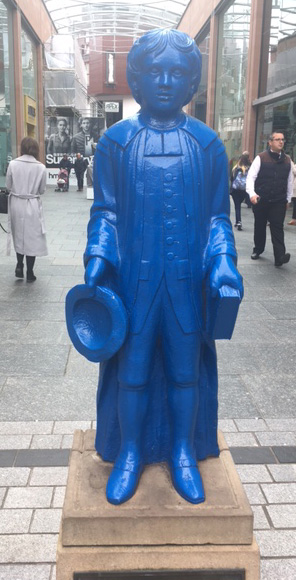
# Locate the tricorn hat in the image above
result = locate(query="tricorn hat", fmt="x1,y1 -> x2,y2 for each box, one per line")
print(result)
65,284 -> 128,363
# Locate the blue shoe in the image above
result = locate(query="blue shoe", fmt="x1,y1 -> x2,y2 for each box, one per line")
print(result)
106,449 -> 142,505
170,462 -> 205,504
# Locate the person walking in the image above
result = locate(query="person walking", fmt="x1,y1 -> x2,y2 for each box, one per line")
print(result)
246,131 -> 293,267
59,153 -> 72,191
74,153 -> 87,191
5,137 -> 48,282
230,152 -> 251,230
287,160 -> 296,226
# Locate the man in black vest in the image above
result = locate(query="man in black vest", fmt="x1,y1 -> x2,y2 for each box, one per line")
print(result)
246,132 -> 293,266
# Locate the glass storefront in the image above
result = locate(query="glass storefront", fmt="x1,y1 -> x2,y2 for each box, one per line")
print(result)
21,26 -> 38,139
214,0 -> 251,162
260,0 -> 296,97
0,0 -> 16,187
192,32 -> 210,123
256,96 -> 296,160
255,1 -> 296,160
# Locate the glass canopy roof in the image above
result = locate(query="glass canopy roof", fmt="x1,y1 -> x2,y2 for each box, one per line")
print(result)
44,0 -> 190,46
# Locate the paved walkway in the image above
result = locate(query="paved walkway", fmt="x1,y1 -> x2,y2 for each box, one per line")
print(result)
1,186 -> 296,579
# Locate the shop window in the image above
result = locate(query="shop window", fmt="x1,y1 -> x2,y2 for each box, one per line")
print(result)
21,27 -> 38,138
0,0 -> 16,186
191,31 -> 210,123
260,0 -> 296,97
214,0 -> 251,162
256,96 -> 296,160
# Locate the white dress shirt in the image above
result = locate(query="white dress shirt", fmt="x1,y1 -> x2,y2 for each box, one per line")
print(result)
246,154 -> 293,202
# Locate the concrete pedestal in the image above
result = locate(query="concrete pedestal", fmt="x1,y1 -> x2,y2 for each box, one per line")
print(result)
56,430 -> 260,580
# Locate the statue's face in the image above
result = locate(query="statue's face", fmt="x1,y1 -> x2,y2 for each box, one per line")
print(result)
136,45 -> 193,119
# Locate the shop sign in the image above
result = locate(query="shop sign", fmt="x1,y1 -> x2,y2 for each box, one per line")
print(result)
104,102 -> 119,113
24,95 -> 37,126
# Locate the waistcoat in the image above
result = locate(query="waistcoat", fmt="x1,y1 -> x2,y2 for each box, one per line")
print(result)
255,150 -> 290,202
132,126 -> 198,334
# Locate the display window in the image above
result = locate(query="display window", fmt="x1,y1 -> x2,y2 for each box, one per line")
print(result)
21,26 -> 38,139
0,0 -> 16,187
214,0 -> 251,162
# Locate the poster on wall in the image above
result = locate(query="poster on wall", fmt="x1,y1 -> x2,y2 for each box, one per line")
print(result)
45,116 -> 101,182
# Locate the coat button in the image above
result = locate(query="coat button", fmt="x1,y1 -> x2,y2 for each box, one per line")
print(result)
166,236 -> 174,245
167,252 -> 174,260
165,173 -> 173,181
166,205 -> 173,213
166,221 -> 173,229
165,189 -> 173,198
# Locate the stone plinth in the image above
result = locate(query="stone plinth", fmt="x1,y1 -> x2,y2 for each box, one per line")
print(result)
57,430 -> 260,580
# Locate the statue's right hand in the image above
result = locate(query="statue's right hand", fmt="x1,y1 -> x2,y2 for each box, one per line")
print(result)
84,257 -> 106,288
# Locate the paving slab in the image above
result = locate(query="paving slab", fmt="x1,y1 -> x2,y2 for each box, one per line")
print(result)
0,534 -> 58,563
0,509 -> 32,534
0,564 -> 52,580
261,559 -> 296,580
268,464 -> 296,482
255,530 -> 296,557
4,486 -> 53,508
0,468 -> 30,486
267,504 -> 296,528
236,465 -> 272,483
261,483 -> 296,503
15,449 -> 70,468
0,344 -> 69,376
0,421 -> 53,435
30,508 -> 62,533
30,467 -> 69,486
0,378 -> 97,421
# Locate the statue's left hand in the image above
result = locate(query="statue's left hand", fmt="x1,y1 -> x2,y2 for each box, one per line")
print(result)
209,255 -> 243,299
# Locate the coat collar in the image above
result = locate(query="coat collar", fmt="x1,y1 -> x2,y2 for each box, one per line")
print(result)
16,155 -> 41,164
105,112 -> 217,151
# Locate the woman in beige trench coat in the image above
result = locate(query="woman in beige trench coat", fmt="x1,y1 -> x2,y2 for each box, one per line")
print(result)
5,137 -> 48,282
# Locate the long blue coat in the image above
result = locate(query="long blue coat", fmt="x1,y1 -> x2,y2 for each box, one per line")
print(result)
84,112 -> 237,464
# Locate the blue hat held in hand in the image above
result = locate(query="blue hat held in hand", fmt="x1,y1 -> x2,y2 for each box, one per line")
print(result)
65,285 -> 128,363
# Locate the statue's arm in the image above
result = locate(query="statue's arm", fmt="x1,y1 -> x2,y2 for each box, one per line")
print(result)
205,140 -> 243,298
84,136 -> 120,286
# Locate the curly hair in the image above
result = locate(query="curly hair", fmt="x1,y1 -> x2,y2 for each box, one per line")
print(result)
127,29 -> 202,107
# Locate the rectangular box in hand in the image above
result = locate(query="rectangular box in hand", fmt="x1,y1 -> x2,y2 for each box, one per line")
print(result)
206,284 -> 241,340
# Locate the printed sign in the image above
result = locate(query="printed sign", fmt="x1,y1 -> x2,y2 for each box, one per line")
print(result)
45,116 -> 101,168
104,102 -> 120,113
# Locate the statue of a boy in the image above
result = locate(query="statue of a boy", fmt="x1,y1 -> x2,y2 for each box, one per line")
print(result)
84,29 -> 243,505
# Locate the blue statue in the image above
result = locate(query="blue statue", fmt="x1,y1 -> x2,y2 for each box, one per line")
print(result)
66,29 -> 243,506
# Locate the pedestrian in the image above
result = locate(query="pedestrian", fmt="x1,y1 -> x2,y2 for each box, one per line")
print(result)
74,153 -> 87,191
246,131 -> 293,267
5,137 -> 48,282
59,153 -> 72,190
230,152 -> 251,230
287,160 -> 296,225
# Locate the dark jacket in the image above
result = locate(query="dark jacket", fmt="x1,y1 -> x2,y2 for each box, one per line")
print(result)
255,149 -> 291,202
59,158 -> 72,174
74,157 -> 87,176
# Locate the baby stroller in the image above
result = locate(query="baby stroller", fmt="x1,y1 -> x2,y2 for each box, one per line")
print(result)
55,168 -> 69,192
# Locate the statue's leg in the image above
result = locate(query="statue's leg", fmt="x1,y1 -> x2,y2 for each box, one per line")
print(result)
167,382 -> 205,504
106,383 -> 149,505
106,294 -> 160,505
162,288 -> 204,504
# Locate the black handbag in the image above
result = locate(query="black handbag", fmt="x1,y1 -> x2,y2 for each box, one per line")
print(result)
0,188 -> 8,214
